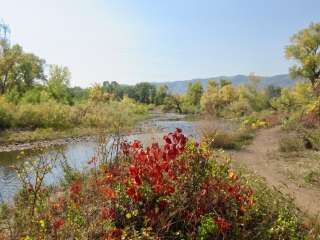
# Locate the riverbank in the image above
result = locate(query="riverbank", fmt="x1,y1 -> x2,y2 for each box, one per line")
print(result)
0,112 -> 196,202
0,132 -> 95,152
0,111 -> 193,153
0,97 -> 150,147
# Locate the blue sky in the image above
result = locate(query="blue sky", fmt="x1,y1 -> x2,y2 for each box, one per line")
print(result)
1,0 -> 320,87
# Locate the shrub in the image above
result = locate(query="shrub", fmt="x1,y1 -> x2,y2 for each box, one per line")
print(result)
263,113 -> 281,127
197,214 -> 219,239
0,129 -> 314,239
14,102 -> 72,129
279,135 -> 305,152
304,170 -> 320,185
0,107 -> 12,129
224,99 -> 252,118
0,97 -> 147,133
301,129 -> 320,151
200,123 -> 254,150
80,100 -> 147,131
300,109 -> 320,128
208,130 -> 239,149
19,87 -> 49,104
4,87 -> 21,104
0,97 -> 13,129
242,115 -> 267,129
0,129 -> 256,239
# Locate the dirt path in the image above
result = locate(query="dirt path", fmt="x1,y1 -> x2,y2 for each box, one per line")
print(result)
230,126 -> 320,218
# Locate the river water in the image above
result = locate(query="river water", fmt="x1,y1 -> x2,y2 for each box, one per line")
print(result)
0,113 -> 199,202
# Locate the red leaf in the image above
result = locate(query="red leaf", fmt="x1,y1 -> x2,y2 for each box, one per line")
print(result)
163,136 -> 172,144
129,165 -> 139,176
134,175 -> 142,186
53,218 -> 65,231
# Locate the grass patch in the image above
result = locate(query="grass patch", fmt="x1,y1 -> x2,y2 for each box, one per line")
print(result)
304,170 -> 320,185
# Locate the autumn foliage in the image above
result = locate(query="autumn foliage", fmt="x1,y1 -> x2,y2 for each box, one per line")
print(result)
0,129 -> 276,239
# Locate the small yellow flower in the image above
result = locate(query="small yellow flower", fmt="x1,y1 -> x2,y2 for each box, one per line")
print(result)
39,219 -> 45,228
126,212 -> 132,219
21,236 -> 32,240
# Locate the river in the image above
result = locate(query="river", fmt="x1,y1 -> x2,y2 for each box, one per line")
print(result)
0,113 -> 199,202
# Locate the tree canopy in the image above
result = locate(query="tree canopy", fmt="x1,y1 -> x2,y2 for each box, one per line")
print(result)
285,22 -> 320,93
186,81 -> 203,106
0,41 -> 45,94
47,65 -> 72,104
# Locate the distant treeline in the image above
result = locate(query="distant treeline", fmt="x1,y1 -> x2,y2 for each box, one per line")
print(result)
0,35 -> 169,106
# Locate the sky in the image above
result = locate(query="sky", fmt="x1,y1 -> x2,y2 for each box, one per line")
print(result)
1,0 -> 320,87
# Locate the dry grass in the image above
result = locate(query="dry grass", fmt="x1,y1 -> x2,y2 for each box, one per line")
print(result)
197,119 -> 254,150
279,134 -> 305,153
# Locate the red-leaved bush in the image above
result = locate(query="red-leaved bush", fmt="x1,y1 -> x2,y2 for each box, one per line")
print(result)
0,129 -> 256,239
108,128 -> 254,239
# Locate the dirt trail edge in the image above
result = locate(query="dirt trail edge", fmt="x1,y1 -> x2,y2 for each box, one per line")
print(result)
230,126 -> 320,218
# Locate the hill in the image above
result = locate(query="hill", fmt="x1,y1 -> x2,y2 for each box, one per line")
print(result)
153,74 -> 296,94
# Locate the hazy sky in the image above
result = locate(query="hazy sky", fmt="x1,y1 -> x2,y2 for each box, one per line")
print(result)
1,0 -> 320,87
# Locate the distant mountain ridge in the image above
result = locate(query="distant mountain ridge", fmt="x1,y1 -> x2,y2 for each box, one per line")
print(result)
153,74 -> 297,94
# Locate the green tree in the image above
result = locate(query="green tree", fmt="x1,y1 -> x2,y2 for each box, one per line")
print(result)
186,81 -> 203,106
103,81 -> 125,100
285,22 -> 320,93
219,79 -> 232,88
47,65 -> 72,104
239,73 -> 269,111
154,85 -> 168,105
69,86 -> 89,102
122,85 -> 137,100
200,80 -> 237,115
201,80 -> 219,115
20,85 -> 48,104
265,85 -> 281,99
0,42 -> 45,94
134,82 -> 156,104
163,94 -> 183,113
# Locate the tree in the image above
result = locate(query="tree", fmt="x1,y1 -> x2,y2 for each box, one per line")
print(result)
0,43 -> 21,94
219,79 -> 231,88
285,22 -> 320,93
89,83 -> 110,103
200,80 -> 237,115
163,95 -> 183,113
186,81 -> 203,106
134,82 -> 156,104
200,80 -> 219,115
47,65 -> 72,104
265,85 -> 281,99
154,85 -> 168,105
12,52 -> 45,90
69,86 -> 89,102
103,81 -> 125,100
270,88 -> 297,112
219,84 -> 237,104
0,42 -> 45,94
238,73 -> 269,111
0,20 -> 11,44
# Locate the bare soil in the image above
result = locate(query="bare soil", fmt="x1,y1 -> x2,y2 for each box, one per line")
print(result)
230,126 -> 320,218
